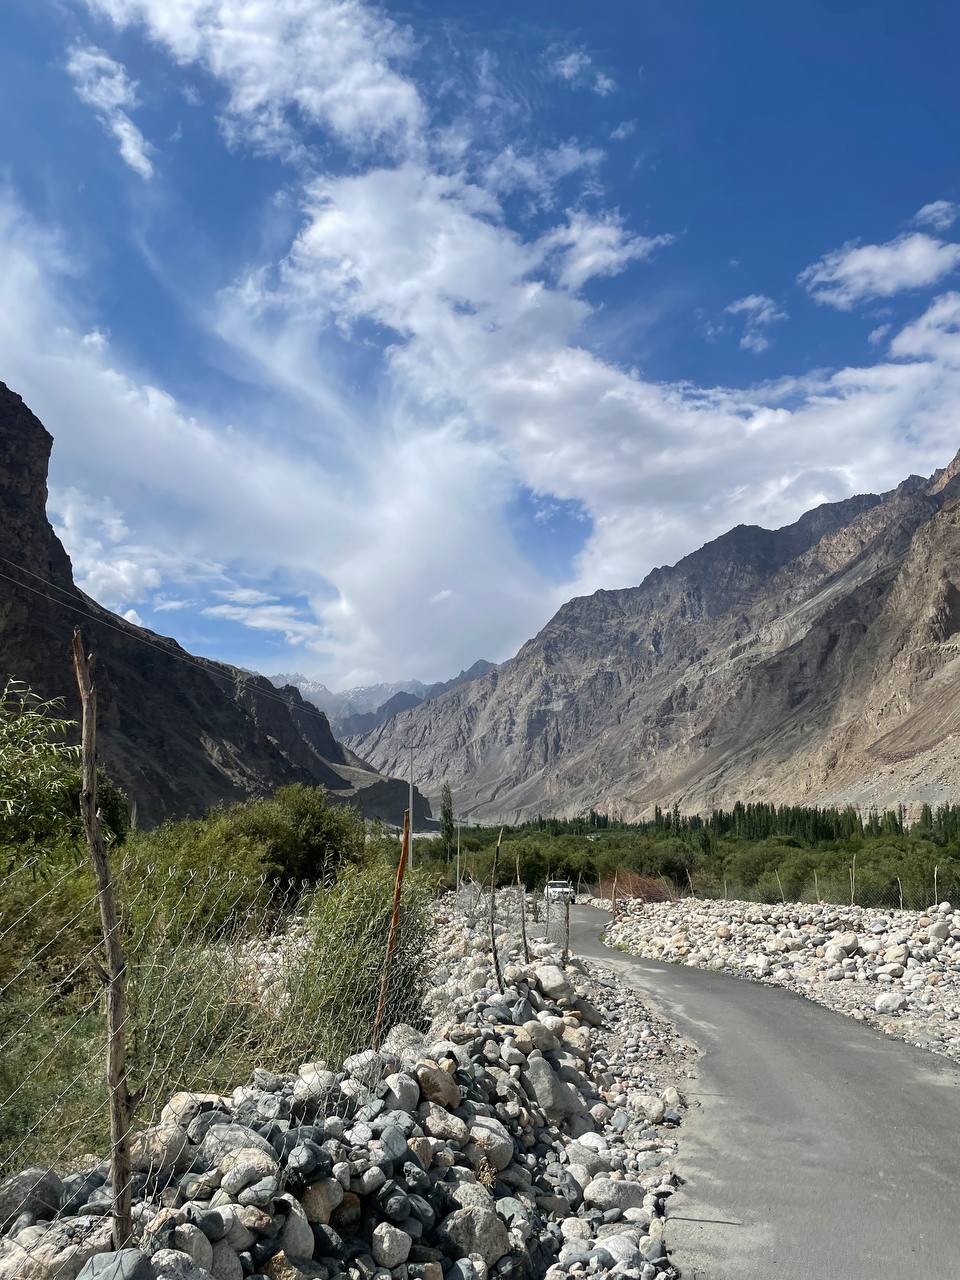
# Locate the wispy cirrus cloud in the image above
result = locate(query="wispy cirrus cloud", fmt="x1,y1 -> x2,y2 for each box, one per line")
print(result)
82,0 -> 424,157
66,43 -> 154,178
914,200 -> 959,232
548,46 -> 616,96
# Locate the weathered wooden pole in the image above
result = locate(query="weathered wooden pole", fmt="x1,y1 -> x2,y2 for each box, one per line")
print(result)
71,628 -> 132,1250
373,808 -> 409,1046
517,852 -> 530,964
489,828 -> 504,994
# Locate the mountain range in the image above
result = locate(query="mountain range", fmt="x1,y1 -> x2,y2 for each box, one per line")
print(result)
355,451 -> 960,823
0,381 -> 429,828
270,661 -> 495,737
8,374 -> 960,831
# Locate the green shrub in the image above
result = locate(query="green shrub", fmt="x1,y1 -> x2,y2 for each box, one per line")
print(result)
0,680 -> 127,869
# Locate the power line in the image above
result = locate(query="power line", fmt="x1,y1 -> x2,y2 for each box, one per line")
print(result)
0,553 -> 356,734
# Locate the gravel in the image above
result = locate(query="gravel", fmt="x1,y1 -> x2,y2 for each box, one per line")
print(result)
603,895 -> 960,1059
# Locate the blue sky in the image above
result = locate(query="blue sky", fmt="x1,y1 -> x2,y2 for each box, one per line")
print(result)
2,0 -> 959,687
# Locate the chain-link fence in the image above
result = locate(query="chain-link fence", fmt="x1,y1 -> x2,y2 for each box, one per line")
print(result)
590,865 -> 960,915
0,853 -> 430,1275
455,880 -> 570,964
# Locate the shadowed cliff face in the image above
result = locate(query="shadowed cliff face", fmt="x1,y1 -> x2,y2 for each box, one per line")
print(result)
356,455 -> 960,822
0,381 -> 430,828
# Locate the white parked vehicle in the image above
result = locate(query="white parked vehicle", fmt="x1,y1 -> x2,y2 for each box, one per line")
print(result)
544,879 -> 574,903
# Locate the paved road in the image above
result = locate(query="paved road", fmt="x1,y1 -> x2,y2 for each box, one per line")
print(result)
571,905 -> 960,1279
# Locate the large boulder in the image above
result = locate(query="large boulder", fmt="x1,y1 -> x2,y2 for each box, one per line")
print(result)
415,1064 -> 461,1109
0,1214 -> 113,1280
200,1124 -> 274,1168
437,1206 -> 510,1266
129,1123 -> 190,1175
535,965 -> 573,1002
583,1177 -> 647,1211
0,1167 -> 62,1232
76,1252 -> 155,1280
465,1117 -> 514,1172
371,1222 -> 412,1267
521,1057 -> 580,1121
875,992 -> 909,1014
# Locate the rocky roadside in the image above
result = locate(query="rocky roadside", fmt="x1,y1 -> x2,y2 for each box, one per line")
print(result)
0,898 -> 692,1280
602,896 -> 960,1060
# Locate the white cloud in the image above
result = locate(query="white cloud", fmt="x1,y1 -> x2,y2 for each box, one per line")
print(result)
868,323 -> 891,346
66,43 -> 154,178
889,291 -> 960,364
214,587 -> 280,605
548,47 -> 614,96
217,160 -> 960,632
482,142 -> 603,205
540,209 -> 673,290
10,0 -> 960,689
0,189 -> 547,684
8,174 -> 960,685
122,608 -> 144,624
914,200 -> 959,232
799,232 -> 960,309
610,120 -> 636,141
725,294 -> 788,353
47,485 -> 226,611
429,588 -> 453,605
202,601 -> 324,645
82,0 -> 424,157
551,50 -> 591,82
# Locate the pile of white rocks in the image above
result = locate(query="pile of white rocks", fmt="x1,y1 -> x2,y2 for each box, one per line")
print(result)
0,899 -> 689,1280
604,896 -> 960,1058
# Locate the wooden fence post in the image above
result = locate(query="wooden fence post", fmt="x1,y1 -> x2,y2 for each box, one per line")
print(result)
517,852 -> 530,964
489,828 -> 504,994
71,628 -> 133,1251
373,808 -> 409,1046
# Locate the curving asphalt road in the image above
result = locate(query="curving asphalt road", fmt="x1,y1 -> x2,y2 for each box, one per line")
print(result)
570,905 -> 960,1280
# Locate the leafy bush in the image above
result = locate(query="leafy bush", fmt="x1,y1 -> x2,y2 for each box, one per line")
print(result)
0,680 -> 127,866
124,784 -> 367,918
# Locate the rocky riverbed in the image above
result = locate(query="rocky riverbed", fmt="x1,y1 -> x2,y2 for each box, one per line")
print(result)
0,899 -> 692,1280
603,896 -> 960,1060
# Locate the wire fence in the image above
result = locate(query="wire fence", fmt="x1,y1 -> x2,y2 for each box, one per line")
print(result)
454,880 -> 570,964
592,865 -> 960,915
0,853 -> 430,1276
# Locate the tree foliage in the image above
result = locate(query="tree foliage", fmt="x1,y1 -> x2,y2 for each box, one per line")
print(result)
440,781 -> 455,857
0,679 -> 128,862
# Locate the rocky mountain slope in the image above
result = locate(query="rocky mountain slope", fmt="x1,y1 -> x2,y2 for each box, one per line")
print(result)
357,452 -> 960,822
0,381 -> 429,828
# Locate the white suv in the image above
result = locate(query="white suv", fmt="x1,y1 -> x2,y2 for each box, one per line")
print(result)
544,879 -> 574,903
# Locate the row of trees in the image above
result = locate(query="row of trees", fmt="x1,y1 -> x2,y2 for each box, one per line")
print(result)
6,676 -> 960,910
